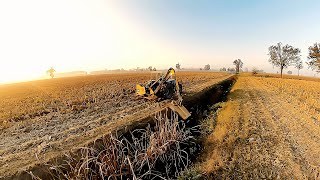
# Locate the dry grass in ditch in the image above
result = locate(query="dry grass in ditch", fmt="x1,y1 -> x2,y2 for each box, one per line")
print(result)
48,112 -> 193,179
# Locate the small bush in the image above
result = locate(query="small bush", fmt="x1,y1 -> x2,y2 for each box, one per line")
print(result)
252,68 -> 259,75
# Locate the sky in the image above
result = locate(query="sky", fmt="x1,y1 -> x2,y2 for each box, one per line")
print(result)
0,0 -> 320,84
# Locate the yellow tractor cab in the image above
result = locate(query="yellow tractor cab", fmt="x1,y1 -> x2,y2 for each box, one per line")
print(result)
136,68 -> 190,120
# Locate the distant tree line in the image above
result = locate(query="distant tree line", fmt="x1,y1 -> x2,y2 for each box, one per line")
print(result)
148,66 -> 157,71
219,67 -> 237,73
252,68 -> 264,75
200,64 -> 211,70
134,66 -> 157,71
219,59 -> 244,74
268,42 -> 320,77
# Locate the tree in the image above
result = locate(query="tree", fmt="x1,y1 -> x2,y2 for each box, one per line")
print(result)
295,60 -> 303,76
233,59 -> 243,74
227,67 -> 235,73
176,63 -> 181,70
252,67 -> 264,75
220,67 -> 226,71
306,43 -> 320,72
148,66 -> 153,71
204,64 -> 210,70
46,67 -> 56,78
268,42 -> 301,78
287,71 -> 292,75
252,67 -> 259,75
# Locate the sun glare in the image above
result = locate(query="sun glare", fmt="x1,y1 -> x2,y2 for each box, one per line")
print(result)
0,64 -> 46,84
0,1 -> 176,84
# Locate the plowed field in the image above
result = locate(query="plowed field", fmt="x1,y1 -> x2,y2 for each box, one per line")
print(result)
201,76 -> 320,179
0,71 -> 230,178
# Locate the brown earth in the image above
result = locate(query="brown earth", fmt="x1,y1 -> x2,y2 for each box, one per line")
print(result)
0,71 -> 231,178
200,75 -> 320,179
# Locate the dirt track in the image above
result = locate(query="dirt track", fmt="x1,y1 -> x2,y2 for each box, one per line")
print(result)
0,72 -> 231,178
202,76 -> 320,179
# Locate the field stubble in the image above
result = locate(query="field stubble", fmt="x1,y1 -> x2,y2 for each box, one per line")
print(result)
0,71 -> 230,178
200,76 -> 320,179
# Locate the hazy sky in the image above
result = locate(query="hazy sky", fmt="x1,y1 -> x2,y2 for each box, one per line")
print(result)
0,0 -> 320,83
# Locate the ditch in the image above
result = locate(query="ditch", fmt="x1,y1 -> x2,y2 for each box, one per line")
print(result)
8,75 -> 237,180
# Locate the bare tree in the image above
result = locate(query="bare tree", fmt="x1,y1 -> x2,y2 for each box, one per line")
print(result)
268,42 -> 301,78
220,67 -> 226,71
233,59 -> 243,74
295,60 -> 303,76
47,67 -> 56,78
176,63 -> 181,70
252,67 -> 259,75
306,43 -> 320,72
204,64 -> 210,70
227,67 -> 235,73
252,67 -> 264,75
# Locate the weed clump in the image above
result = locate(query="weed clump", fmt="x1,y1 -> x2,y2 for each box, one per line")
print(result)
49,112 -> 193,179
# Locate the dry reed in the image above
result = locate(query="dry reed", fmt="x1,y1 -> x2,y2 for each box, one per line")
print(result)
49,111 -> 193,179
